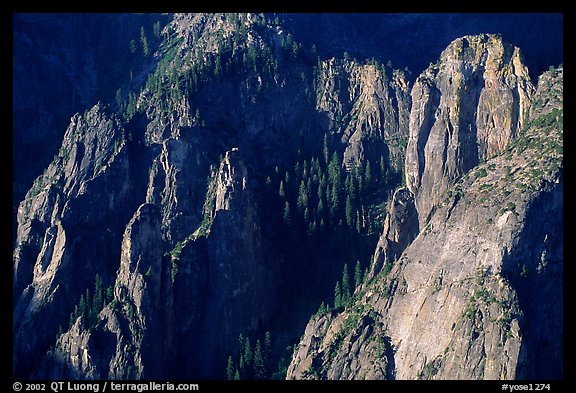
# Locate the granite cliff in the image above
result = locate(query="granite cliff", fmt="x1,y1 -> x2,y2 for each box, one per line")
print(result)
13,14 -> 562,380
286,39 -> 562,380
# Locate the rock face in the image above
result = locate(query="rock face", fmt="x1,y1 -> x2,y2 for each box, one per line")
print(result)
45,203 -> 168,379
13,14 -> 562,381
13,103 -> 141,378
405,34 -> 535,227
315,58 -> 411,169
367,187 -> 419,281
286,49 -> 562,380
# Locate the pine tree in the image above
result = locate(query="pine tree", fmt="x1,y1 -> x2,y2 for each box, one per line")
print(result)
78,294 -> 86,320
348,172 -> 357,203
153,20 -> 161,38
279,180 -> 286,198
342,263 -> 351,306
283,201 -> 292,227
226,356 -> 235,380
323,133 -> 329,164
264,331 -> 272,371
243,337 -> 253,379
140,26 -> 149,57
330,182 -> 340,220
85,288 -> 92,322
93,274 -> 104,316
354,260 -> 362,289
234,369 -> 241,380
115,89 -> 123,111
334,282 -> 342,308
365,161 -> 373,190
317,198 -> 324,220
238,354 -> 245,379
356,162 -> 364,200
297,180 -> 308,212
254,340 -> 266,379
129,39 -> 136,54
317,183 -> 324,204
106,286 -> 114,304
69,310 -> 77,329
345,195 -> 353,227
244,337 -> 253,367
328,152 -> 340,184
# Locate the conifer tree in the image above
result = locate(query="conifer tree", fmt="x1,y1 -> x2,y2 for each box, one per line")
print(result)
334,282 -> 342,308
342,263 -> 351,305
264,331 -> 272,370
226,356 -> 235,380
283,201 -> 292,227
140,26 -> 149,57
345,195 -> 353,227
354,260 -> 362,288
254,340 -> 266,379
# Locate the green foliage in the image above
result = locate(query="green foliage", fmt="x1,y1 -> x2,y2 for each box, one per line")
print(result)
354,260 -> 362,289
67,274 -> 110,331
418,362 -> 438,380
475,168 -> 488,179
345,195 -> 353,226
171,258 -> 179,284
226,356 -> 235,380
129,39 -> 136,54
283,201 -> 292,227
334,281 -> 342,309
253,340 -> 266,379
226,331 -> 278,380
140,26 -> 149,57
530,108 -> 562,129
153,20 -> 161,38
341,263 -> 351,307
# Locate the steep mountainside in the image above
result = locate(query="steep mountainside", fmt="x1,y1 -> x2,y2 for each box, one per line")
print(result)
13,13 -> 562,381
286,45 -> 562,381
12,14 -> 169,233
13,13 -> 410,379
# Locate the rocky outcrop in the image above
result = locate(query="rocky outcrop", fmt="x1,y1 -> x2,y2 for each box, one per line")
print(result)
44,203 -> 169,379
405,34 -> 535,227
13,15 -> 562,381
196,149 -> 277,376
286,54 -> 562,381
13,104 -> 141,378
367,187 -> 419,281
315,58 -> 411,170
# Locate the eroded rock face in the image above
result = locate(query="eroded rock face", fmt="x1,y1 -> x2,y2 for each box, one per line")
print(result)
14,18 -> 561,381
13,104 -> 138,378
405,34 -> 535,227
197,149 -> 277,376
46,203 -> 169,379
315,58 -> 411,170
367,187 -> 419,281
286,53 -> 562,381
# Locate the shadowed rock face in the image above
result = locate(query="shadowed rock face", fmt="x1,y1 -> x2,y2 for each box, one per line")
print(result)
405,34 -> 535,228
14,13 -> 414,379
286,49 -> 562,381
13,14 -> 562,381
